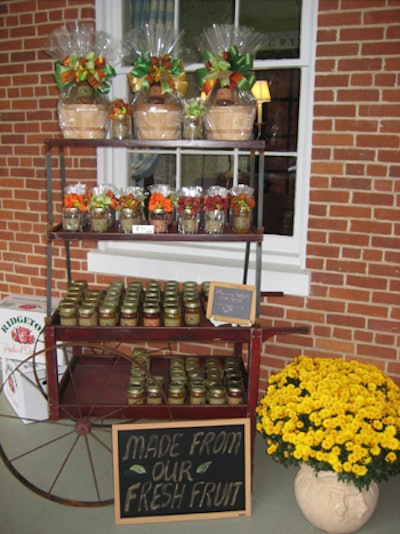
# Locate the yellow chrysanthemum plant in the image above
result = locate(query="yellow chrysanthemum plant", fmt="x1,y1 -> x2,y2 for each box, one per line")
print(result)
256,356 -> 400,491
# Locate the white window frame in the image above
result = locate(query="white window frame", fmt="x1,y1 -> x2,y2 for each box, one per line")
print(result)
89,0 -> 317,296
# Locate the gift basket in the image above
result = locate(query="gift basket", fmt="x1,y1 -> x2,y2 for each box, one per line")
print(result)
124,24 -> 188,140
47,22 -> 120,139
196,25 -> 263,141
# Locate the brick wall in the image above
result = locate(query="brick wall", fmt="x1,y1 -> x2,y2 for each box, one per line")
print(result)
0,0 -> 399,393
260,0 -> 400,389
0,0 -> 97,298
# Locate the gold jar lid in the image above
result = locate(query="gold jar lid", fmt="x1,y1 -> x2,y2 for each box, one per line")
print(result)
164,305 -> 181,316
184,299 -> 201,309
58,304 -> 77,316
120,303 -> 138,314
147,383 -> 162,394
190,383 -> 206,393
78,305 -> 97,317
99,304 -> 117,314
168,383 -> 186,393
209,385 -> 226,397
127,384 -> 144,394
143,303 -> 160,314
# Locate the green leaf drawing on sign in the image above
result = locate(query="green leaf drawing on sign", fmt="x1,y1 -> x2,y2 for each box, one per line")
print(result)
129,464 -> 147,474
196,461 -> 212,474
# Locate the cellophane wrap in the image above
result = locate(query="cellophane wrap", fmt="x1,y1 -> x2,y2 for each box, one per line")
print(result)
124,24 -> 186,140
47,22 -> 120,138
197,24 -> 263,141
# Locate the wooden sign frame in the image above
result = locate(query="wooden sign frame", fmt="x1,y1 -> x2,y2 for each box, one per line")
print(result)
112,418 -> 251,524
206,281 -> 256,325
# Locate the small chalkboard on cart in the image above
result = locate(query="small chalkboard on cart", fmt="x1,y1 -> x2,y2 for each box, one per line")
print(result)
112,418 -> 251,524
206,281 -> 256,325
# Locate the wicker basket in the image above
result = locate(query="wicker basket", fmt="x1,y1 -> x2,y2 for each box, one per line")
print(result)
59,104 -> 108,139
205,105 -> 256,141
133,103 -> 181,140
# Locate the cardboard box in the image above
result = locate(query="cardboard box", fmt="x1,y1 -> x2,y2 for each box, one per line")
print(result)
0,294 -> 59,365
1,357 -> 66,424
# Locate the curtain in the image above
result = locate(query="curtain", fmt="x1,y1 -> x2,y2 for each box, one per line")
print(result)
132,0 -> 174,29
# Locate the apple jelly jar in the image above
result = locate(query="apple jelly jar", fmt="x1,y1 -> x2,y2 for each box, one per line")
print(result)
143,304 -> 161,327
59,303 -> 77,326
167,383 -> 186,405
183,299 -> 201,326
127,384 -> 145,405
163,305 -> 182,327
120,304 -> 138,327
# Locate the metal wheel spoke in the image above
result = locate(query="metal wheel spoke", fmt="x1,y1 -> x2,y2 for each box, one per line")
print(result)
47,434 -> 80,494
0,343 -> 144,506
87,429 -> 113,454
84,434 -> 102,502
9,429 -> 76,463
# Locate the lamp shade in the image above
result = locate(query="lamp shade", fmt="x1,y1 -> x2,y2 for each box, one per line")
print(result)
251,80 -> 271,102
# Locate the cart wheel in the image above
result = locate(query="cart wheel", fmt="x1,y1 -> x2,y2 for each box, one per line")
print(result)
0,342 -> 163,507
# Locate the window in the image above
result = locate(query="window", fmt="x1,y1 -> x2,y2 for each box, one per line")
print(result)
91,0 -> 317,295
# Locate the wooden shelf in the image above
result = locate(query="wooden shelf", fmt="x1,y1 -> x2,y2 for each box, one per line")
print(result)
47,222 -> 264,242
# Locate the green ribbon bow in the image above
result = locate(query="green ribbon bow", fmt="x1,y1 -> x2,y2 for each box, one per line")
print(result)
54,51 -> 116,94
129,51 -> 184,94
196,45 -> 255,95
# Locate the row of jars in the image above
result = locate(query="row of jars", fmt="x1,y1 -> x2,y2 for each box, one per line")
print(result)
62,184 -> 255,235
127,351 -> 246,406
58,279 -> 210,327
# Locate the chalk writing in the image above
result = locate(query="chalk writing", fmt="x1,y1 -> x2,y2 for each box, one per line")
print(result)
113,419 -> 251,523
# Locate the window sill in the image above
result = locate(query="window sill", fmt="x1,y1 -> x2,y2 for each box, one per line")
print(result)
87,244 -> 310,296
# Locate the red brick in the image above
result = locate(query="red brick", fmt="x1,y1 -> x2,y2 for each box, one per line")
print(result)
336,119 -> 378,132
364,8 -> 400,25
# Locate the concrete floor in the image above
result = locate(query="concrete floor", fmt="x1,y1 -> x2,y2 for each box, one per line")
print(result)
0,419 -> 399,534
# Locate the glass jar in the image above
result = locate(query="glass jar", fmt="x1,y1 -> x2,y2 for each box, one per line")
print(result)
78,304 -> 98,326
208,385 -> 226,405
231,206 -> 252,234
204,209 -> 225,234
184,299 -> 201,326
143,304 -> 161,327
62,207 -> 84,232
110,114 -> 132,140
163,305 -> 182,327
182,116 -> 203,140
149,209 -> 169,233
119,207 -> 139,233
59,303 -> 77,326
227,382 -> 245,405
167,383 -> 186,405
98,304 -> 118,327
189,382 -> 206,405
177,210 -> 200,234
90,206 -> 110,232
146,383 -> 163,405
120,304 -> 138,327
127,384 -> 145,405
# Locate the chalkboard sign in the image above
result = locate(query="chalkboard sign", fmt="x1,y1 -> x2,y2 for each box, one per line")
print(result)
112,418 -> 251,524
206,282 -> 256,325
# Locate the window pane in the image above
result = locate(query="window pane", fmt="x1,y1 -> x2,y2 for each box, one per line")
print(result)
240,0 -> 301,59
179,0 -> 235,63
264,156 -> 296,236
256,69 -> 300,152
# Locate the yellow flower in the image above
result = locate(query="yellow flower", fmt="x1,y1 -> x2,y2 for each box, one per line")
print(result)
385,452 -> 397,464
256,355 -> 400,491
